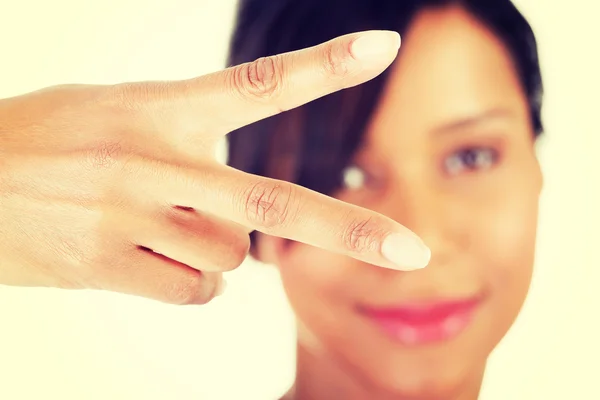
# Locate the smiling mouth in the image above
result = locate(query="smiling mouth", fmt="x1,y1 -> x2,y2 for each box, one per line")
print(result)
358,296 -> 483,346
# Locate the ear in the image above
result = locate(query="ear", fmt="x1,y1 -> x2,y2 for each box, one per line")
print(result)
253,232 -> 289,266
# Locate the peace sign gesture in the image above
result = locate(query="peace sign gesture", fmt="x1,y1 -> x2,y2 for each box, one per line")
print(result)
0,31 -> 429,305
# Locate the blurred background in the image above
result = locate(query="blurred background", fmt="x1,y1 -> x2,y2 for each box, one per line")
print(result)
0,1 -> 598,399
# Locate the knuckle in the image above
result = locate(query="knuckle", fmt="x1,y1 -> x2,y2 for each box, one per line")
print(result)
47,241 -> 91,289
221,235 -> 251,271
164,274 -> 211,305
51,223 -> 117,289
105,82 -> 172,111
85,141 -> 124,170
322,43 -> 352,79
341,217 -> 385,254
242,181 -> 296,230
232,56 -> 285,101
51,215 -> 102,269
53,237 -> 89,268
105,83 -> 141,110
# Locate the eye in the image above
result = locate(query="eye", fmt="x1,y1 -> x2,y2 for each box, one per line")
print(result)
444,147 -> 499,176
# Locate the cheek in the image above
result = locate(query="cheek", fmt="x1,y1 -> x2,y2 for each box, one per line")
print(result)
476,186 -> 539,296
276,242 -> 364,344
278,243 -> 352,301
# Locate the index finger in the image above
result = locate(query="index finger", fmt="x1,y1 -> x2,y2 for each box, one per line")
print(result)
115,30 -> 401,136
142,162 -> 431,272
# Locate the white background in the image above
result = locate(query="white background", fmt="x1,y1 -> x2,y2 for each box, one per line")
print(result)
1,1 -> 599,399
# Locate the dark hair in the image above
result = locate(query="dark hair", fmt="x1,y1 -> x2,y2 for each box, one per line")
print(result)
226,0 -> 543,245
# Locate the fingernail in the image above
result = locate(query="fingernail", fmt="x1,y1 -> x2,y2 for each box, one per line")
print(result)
215,278 -> 228,297
381,233 -> 431,271
350,31 -> 401,60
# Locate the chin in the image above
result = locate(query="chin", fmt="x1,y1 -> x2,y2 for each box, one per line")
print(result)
352,303 -> 504,398
343,322 -> 491,400
363,353 -> 474,399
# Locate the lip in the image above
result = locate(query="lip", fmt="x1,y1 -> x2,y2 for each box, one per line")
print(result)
359,297 -> 482,346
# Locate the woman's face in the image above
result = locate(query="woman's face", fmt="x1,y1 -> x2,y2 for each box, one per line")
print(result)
259,6 -> 542,397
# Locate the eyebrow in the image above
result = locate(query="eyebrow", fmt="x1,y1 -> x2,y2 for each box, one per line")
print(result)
431,108 -> 514,136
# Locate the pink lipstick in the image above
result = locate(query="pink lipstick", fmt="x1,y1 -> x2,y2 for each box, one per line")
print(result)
360,297 -> 481,346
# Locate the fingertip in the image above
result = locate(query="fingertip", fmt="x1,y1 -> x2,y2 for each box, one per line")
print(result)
381,232 -> 431,271
349,30 -> 401,63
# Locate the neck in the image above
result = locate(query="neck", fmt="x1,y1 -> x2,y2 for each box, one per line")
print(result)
285,343 -> 485,400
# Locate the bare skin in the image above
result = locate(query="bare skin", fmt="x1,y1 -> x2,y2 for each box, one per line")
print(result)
0,31 -> 431,305
258,7 -> 543,400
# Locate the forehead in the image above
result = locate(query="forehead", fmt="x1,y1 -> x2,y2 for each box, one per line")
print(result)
365,6 -> 529,144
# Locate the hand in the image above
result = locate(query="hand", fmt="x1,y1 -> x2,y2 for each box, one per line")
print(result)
0,30 -> 430,305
